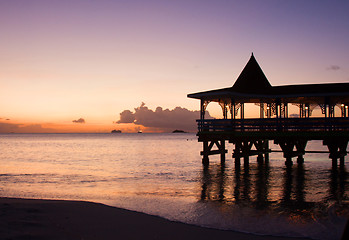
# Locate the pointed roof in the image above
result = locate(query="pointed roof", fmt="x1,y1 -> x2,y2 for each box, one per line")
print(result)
232,53 -> 272,93
187,53 -> 349,104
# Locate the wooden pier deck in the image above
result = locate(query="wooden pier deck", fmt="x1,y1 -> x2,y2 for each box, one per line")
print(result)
197,117 -> 349,166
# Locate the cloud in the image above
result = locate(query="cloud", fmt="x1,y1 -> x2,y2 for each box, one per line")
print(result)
72,118 -> 86,124
118,110 -> 135,123
0,122 -> 54,133
0,122 -> 18,132
327,65 -> 340,71
117,102 -> 212,132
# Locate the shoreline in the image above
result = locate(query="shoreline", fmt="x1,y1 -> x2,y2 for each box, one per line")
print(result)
0,197 -> 313,240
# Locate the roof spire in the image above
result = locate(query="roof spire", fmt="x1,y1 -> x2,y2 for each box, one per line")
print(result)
232,54 -> 272,93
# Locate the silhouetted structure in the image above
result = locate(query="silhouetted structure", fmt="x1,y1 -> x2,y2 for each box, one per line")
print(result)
111,129 -> 122,133
188,53 -> 349,166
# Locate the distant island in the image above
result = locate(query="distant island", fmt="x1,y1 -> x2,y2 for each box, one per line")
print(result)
172,130 -> 187,133
111,129 -> 122,133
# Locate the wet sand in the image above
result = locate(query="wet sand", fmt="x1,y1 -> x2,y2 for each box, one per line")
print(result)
0,197 -> 313,240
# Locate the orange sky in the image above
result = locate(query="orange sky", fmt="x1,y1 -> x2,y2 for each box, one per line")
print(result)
0,120 -> 155,134
1,0 -> 349,133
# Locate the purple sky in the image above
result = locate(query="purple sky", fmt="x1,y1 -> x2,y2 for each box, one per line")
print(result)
0,0 -> 348,131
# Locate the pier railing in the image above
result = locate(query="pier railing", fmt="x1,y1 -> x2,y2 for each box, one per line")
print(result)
197,117 -> 349,132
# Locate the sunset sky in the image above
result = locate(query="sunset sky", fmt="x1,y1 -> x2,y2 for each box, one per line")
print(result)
1,0 -> 349,133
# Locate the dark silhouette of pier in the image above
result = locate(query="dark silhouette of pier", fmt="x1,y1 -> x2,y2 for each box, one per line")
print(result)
188,54 -> 349,166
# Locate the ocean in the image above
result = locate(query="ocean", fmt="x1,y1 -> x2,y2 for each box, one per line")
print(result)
0,133 -> 348,239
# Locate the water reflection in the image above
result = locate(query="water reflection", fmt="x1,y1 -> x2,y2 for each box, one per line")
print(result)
236,161 -> 271,208
233,163 -> 241,204
200,163 -> 228,202
280,163 -> 314,212
255,160 -> 270,209
328,165 -> 348,203
242,163 -> 251,202
200,165 -> 211,201
200,159 -> 348,216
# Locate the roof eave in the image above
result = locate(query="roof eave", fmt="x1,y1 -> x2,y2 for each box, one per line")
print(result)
188,89 -> 349,101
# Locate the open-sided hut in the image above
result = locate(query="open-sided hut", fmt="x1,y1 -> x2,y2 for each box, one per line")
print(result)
188,54 -> 349,166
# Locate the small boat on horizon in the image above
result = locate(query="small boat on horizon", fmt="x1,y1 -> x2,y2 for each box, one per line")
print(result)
137,130 -> 143,133
172,129 -> 187,133
111,129 -> 122,133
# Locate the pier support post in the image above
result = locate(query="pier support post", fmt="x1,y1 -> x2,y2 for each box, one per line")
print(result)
200,139 -> 228,165
295,140 -> 307,164
275,140 -> 295,165
340,156 -> 345,167
254,139 -> 270,163
257,154 -> 264,163
202,141 -> 210,166
275,139 -> 307,165
285,157 -> 293,166
232,141 -> 253,163
234,157 -> 241,167
323,139 -> 348,167
220,140 -> 226,164
297,156 -> 304,164
232,139 -> 270,164
244,156 -> 249,166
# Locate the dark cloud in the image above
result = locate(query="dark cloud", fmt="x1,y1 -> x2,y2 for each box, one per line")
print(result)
118,110 -> 135,123
0,122 -> 18,132
117,102 -> 212,132
72,118 -> 85,124
327,65 -> 340,71
0,122 -> 54,133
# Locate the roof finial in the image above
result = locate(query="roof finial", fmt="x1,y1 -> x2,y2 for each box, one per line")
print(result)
251,52 -> 254,57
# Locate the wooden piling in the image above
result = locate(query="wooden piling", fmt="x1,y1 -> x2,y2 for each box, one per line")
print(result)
200,138 -> 228,165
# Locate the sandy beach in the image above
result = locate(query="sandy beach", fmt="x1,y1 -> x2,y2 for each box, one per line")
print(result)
0,197 -> 316,240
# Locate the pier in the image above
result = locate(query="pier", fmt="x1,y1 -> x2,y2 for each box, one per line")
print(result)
188,54 -> 349,166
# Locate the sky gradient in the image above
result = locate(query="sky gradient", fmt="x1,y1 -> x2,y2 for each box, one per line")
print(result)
1,0 -> 349,132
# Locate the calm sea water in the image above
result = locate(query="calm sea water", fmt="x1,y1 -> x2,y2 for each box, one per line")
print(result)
0,133 -> 348,239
